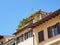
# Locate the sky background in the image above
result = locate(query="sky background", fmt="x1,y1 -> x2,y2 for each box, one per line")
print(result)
0,0 -> 60,36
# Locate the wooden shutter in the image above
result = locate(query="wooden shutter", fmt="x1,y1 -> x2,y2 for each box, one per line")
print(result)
56,22 -> 60,34
38,31 -> 44,42
30,30 -> 33,37
47,27 -> 52,38
24,33 -> 27,40
25,33 -> 27,40
16,37 -> 20,43
22,34 -> 23,41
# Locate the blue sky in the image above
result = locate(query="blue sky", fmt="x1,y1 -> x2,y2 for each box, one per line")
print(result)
0,0 -> 60,35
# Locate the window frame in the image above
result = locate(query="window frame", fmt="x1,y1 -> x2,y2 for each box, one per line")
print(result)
25,30 -> 33,40
19,35 -> 23,42
38,30 -> 44,43
47,22 -> 60,38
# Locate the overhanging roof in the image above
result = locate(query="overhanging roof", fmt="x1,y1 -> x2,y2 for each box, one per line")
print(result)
13,9 -> 60,35
29,9 -> 60,28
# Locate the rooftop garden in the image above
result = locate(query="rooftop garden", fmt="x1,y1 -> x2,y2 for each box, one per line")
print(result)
17,10 -> 41,31
17,14 -> 34,31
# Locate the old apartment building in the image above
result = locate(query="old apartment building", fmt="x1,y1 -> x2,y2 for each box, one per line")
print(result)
0,9 -> 60,45
13,9 -> 60,45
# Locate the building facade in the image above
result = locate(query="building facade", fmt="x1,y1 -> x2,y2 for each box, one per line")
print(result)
14,9 -> 60,45
14,10 -> 48,45
32,9 -> 60,45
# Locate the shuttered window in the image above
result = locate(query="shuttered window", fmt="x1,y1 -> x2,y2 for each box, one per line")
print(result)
47,22 -> 60,38
38,30 -> 44,42
56,22 -> 60,34
25,33 -> 27,40
17,34 -> 23,43
27,30 -> 33,38
19,35 -> 23,42
25,30 -> 33,40
16,30 -> 33,43
47,27 -> 53,38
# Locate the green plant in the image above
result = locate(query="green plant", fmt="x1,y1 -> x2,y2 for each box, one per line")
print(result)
17,18 -> 27,30
17,10 -> 41,31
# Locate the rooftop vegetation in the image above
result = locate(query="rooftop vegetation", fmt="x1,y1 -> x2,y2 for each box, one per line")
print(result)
17,10 -> 41,31
17,13 -> 35,31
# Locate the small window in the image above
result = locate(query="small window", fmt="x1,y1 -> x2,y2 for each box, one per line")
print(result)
47,22 -> 60,38
27,32 -> 31,38
25,30 -> 33,40
24,33 -> 27,40
17,35 -> 23,43
19,35 -> 23,42
27,30 -> 33,38
17,37 -> 20,43
47,26 -> 58,38
52,26 -> 58,36
38,30 -> 44,42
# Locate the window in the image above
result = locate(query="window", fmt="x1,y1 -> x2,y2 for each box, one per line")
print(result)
17,37 -> 20,43
47,22 -> 60,38
25,30 -> 33,40
38,30 -> 44,42
25,33 -> 27,40
52,26 -> 58,36
17,35 -> 23,43
17,30 -> 33,42
27,31 -> 32,38
19,35 -> 23,42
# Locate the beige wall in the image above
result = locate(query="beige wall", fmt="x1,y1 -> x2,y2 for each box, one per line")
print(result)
33,15 -> 60,45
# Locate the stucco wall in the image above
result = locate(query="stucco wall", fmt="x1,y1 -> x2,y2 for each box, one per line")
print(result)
33,15 -> 60,45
